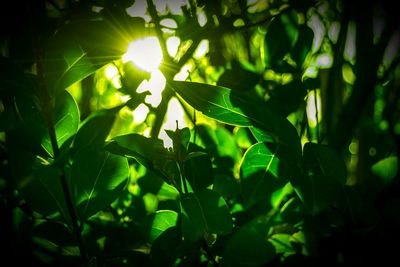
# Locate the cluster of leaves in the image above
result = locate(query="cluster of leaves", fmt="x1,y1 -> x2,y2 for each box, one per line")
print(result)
1,0 -> 399,266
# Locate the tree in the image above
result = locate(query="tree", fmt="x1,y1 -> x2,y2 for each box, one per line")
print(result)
0,0 -> 399,266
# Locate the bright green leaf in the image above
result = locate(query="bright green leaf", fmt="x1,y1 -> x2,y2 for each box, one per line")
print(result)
170,81 -> 301,160
140,210 -> 179,243
240,142 -> 297,208
371,156 -> 398,183
44,41 -> 95,93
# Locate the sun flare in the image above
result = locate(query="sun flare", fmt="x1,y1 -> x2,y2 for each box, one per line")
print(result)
122,37 -> 163,72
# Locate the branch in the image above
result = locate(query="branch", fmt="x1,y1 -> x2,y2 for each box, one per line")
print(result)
28,4 -> 89,264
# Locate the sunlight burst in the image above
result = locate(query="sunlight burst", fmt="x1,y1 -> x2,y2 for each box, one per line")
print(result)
122,37 -> 163,72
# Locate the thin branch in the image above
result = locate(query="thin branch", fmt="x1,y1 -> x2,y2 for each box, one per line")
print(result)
28,4 -> 89,264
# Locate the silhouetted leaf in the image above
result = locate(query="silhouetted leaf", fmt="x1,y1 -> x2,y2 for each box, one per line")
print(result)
267,80 -> 307,117
11,151 -> 68,220
181,189 -> 233,241
221,216 -> 276,267
264,10 -> 299,67
291,24 -> 314,67
292,143 -> 346,214
71,146 -> 129,220
184,150 -> 214,191
217,60 -> 260,92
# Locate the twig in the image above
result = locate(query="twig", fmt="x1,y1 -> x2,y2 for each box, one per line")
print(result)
28,4 -> 89,264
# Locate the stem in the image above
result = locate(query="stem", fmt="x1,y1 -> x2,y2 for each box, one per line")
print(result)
313,88 -> 320,143
28,5 -> 89,263
202,238 -> 219,266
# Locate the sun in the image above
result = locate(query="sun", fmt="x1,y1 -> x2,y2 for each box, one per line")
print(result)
122,37 -> 163,72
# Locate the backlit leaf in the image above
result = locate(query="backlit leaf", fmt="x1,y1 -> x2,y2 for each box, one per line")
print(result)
140,210 -> 179,243
240,142 -> 296,208
71,146 -> 130,220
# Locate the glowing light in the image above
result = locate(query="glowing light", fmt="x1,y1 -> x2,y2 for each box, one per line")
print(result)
105,65 -> 119,79
306,89 -> 322,128
194,39 -> 209,59
161,18 -> 178,28
159,97 -> 187,148
132,103 -> 149,124
174,62 -> 193,81
166,0 -> 188,15
122,37 -> 163,72
167,36 -> 181,57
126,0 -> 150,22
197,10 -> 207,27
316,54 -> 333,68
145,69 -> 166,107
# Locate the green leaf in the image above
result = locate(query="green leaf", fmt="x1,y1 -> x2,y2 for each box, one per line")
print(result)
11,151 -> 68,220
184,149 -> 214,191
264,10 -> 298,67
137,170 -> 179,200
73,104 -> 124,152
221,216 -> 276,267
266,80 -> 307,117
291,24 -> 314,67
217,60 -> 260,92
140,210 -> 179,243
14,91 -> 79,157
269,233 -> 296,255
170,81 -> 301,160
371,156 -> 398,183
150,227 -> 181,267
71,146 -> 130,220
181,189 -> 233,241
106,134 -> 174,183
240,142 -> 295,208
44,41 -> 96,93
292,143 -> 346,214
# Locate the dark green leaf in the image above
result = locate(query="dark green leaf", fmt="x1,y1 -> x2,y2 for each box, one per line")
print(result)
44,41 -> 96,93
240,142 -> 295,208
221,216 -> 276,267
266,80 -> 307,117
217,60 -> 260,92
106,134 -> 174,183
264,10 -> 299,67
181,189 -> 233,241
140,210 -> 179,243
14,91 -> 79,157
292,143 -> 346,214
73,104 -> 124,151
150,227 -> 181,267
291,24 -> 314,67
71,146 -> 130,220
184,150 -> 214,191
11,151 -> 68,220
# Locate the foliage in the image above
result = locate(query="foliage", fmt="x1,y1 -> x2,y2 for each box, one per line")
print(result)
1,0 -> 399,266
